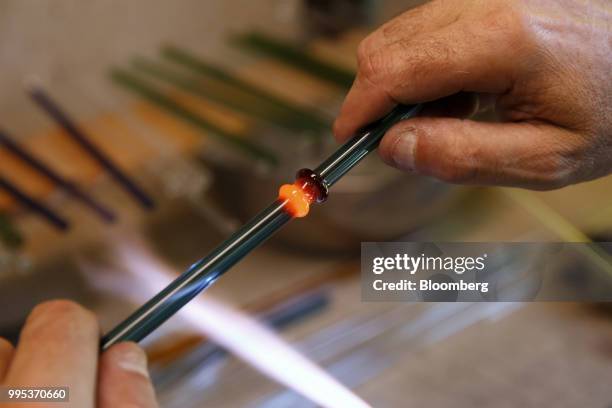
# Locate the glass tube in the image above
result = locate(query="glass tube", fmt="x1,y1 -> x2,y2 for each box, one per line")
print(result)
316,104 -> 421,187
102,200 -> 291,348
102,104 -> 421,349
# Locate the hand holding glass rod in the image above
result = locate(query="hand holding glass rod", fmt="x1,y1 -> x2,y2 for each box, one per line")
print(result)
101,103 -> 421,349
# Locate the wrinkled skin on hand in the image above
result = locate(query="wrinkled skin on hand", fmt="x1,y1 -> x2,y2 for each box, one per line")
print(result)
334,0 -> 612,189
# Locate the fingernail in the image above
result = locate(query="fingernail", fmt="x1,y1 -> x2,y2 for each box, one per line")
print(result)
391,130 -> 417,171
115,345 -> 149,377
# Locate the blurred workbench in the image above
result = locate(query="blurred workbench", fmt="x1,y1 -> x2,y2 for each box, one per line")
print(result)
358,303 -> 612,407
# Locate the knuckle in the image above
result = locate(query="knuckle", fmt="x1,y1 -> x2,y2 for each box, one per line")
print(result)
540,156 -> 581,189
356,36 -> 374,68
403,38 -> 455,84
538,137 -> 588,188
480,5 -> 527,46
481,8 -> 513,32
380,17 -> 405,40
435,164 -> 475,184
356,37 -> 387,85
515,133 -> 585,190
427,127 -> 479,184
429,150 -> 477,184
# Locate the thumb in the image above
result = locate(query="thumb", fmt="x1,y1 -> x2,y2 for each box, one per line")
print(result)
378,117 -> 585,190
98,342 -> 159,408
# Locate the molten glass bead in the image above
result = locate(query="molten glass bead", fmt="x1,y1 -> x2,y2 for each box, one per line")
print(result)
278,168 -> 328,218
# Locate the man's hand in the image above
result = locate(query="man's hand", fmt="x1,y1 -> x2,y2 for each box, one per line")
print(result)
334,0 -> 612,189
0,300 -> 158,407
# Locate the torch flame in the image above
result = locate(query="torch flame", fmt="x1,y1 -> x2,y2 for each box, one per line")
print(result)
83,235 -> 371,408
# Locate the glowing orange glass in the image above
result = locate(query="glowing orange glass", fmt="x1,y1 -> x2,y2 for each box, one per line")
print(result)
278,183 -> 311,218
